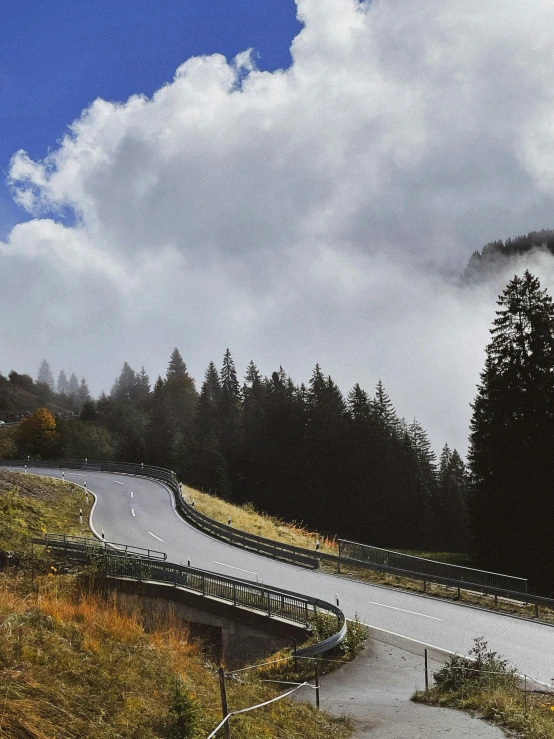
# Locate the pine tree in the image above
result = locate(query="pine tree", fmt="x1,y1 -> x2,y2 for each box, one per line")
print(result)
68,373 -> 79,398
347,384 -> 372,423
166,348 -> 188,380
372,380 -> 401,437
77,377 -> 91,406
57,370 -> 69,395
435,445 -> 468,550
469,271 -> 554,585
37,359 -> 55,390
111,362 -> 139,401
137,366 -> 151,397
220,349 -> 241,401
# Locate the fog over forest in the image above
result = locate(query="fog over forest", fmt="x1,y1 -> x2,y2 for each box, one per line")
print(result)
4,0 -> 554,453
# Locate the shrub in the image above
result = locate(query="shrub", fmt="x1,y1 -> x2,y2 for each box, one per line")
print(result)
432,637 -> 517,695
166,677 -> 197,739
310,611 -> 368,660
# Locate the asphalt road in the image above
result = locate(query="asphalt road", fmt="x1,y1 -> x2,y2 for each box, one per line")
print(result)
7,467 -> 554,686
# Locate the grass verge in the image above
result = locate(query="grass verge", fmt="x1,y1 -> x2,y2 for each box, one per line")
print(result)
183,486 -> 338,554
185,485 -> 554,625
0,470 -> 91,551
413,638 -> 554,739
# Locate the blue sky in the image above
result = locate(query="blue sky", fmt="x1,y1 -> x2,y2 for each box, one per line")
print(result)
0,0 -> 301,236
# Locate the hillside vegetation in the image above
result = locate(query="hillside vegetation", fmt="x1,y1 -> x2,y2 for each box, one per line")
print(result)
0,471 -> 352,739
0,573 -> 351,739
0,471 -> 89,551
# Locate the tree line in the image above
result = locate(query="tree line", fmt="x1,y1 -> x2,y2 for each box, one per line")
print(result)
11,349 -> 469,553
8,268 -> 554,589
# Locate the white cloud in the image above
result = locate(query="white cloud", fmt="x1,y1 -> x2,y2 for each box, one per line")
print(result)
4,0 -> 554,452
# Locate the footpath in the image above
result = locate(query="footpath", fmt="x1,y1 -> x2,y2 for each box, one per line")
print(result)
297,640 -> 509,738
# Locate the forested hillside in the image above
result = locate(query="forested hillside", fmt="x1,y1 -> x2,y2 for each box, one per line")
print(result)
465,228 -> 554,280
1,350 -> 467,553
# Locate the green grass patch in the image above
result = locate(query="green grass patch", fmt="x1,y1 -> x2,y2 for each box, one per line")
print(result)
0,471 -> 91,551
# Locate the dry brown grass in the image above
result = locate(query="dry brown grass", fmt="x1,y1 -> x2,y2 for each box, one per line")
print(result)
0,571 -> 352,739
183,486 -> 338,554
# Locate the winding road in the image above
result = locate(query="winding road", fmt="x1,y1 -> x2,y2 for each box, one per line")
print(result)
7,466 -> 554,685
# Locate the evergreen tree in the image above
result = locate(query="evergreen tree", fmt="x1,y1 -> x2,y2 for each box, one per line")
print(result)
37,359 -> 55,390
77,377 -> 91,406
57,370 -> 69,395
436,445 -> 468,550
166,348 -> 188,380
137,366 -> 151,397
68,373 -> 79,399
373,380 -> 401,436
111,362 -> 139,401
469,271 -> 554,587
347,384 -> 372,423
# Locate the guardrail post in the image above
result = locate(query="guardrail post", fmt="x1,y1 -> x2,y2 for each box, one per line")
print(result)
267,590 -> 271,617
233,582 -> 237,606
305,601 -> 309,626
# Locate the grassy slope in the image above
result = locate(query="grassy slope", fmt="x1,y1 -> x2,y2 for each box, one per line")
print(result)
0,574 -> 351,739
0,472 -> 352,739
183,486 -> 338,554
0,471 -> 90,551
186,486 -> 554,624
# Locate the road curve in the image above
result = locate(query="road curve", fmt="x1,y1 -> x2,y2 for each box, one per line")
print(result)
8,467 -> 554,684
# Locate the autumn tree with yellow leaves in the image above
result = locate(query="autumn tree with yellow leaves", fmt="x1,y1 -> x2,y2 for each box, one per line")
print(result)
16,408 -> 58,457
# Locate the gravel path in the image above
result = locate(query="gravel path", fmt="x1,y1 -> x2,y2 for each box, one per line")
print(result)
297,640 -> 510,738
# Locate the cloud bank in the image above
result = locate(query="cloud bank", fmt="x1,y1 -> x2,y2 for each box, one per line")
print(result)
4,0 -> 554,453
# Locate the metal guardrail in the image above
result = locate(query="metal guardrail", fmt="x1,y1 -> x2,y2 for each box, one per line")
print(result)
5,459 -> 552,617
33,533 -> 167,561
338,540 -> 528,593
31,536 -> 345,657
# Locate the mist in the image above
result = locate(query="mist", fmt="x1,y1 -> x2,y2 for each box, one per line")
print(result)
3,0 -> 554,454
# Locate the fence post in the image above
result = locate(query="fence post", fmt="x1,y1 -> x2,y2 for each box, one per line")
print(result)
218,666 -> 231,739
293,642 -> 298,672
314,663 -> 320,709
524,674 -> 527,713
337,540 -> 341,573
424,648 -> 429,692
267,590 -> 271,617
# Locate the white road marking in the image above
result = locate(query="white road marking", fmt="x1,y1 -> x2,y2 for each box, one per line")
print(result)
214,561 -> 259,581
114,480 -> 124,485
130,491 -> 134,498
367,600 -> 442,621
68,473 -> 88,477
131,508 -> 136,517
148,531 -> 164,542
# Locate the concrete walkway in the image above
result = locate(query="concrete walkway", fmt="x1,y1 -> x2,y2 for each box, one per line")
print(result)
297,640 -> 509,738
